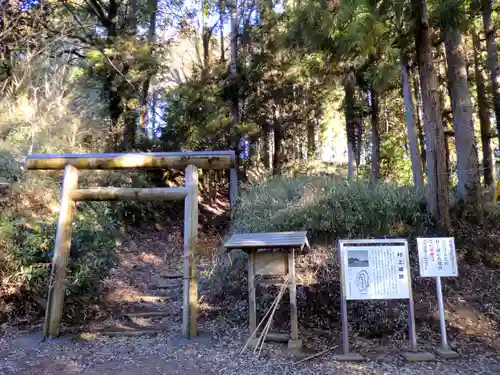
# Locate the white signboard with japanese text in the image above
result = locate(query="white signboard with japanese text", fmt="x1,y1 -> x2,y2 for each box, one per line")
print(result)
417,237 -> 458,277
339,240 -> 411,300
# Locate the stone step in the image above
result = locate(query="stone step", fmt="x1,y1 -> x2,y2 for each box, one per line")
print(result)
136,295 -> 168,303
159,273 -> 183,279
150,282 -> 182,289
94,321 -> 167,337
124,311 -> 170,319
99,326 -> 165,337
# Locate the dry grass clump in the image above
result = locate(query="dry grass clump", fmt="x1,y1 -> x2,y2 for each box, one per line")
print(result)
233,175 -> 430,237
0,54 -> 121,326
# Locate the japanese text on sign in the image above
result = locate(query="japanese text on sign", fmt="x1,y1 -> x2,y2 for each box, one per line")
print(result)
340,241 -> 411,301
417,237 -> 458,277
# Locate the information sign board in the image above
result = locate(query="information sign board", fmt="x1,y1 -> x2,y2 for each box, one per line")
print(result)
340,241 -> 410,300
337,239 -> 419,358
417,237 -> 458,278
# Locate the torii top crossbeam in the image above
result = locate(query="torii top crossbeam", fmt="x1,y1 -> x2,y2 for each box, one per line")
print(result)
26,151 -> 236,170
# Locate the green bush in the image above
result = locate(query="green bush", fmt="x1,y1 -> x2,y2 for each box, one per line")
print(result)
233,175 -> 431,238
0,195 -> 119,323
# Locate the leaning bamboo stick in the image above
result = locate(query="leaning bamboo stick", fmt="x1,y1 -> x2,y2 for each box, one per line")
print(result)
293,346 -> 339,365
256,289 -> 285,358
240,276 -> 289,355
254,279 -> 289,357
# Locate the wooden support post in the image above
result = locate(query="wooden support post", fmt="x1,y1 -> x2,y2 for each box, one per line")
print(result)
44,165 -> 79,338
183,165 -> 199,338
288,248 -> 301,349
248,250 -> 257,335
229,168 -> 238,219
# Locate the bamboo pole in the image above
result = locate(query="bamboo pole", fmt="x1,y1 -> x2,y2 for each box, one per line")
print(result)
229,168 -> 238,218
44,165 -> 79,338
293,346 -> 339,365
255,279 -> 288,358
183,165 -> 199,338
26,151 -> 235,170
240,276 -> 289,355
71,187 -> 188,201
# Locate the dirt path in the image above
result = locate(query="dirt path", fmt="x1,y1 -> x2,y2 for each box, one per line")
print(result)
2,232 -> 500,375
2,325 -> 500,375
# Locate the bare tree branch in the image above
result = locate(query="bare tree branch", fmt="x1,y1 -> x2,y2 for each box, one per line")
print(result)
83,0 -> 110,27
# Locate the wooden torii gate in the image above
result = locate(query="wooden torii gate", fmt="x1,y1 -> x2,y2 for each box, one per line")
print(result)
26,151 -> 237,339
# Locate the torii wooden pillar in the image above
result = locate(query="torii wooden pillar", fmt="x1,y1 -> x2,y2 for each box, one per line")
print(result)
26,151 -> 237,339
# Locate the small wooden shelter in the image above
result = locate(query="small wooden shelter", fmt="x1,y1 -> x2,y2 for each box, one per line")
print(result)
224,231 -> 310,349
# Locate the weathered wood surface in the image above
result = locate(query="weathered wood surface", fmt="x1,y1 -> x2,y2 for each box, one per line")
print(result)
288,249 -> 299,342
248,250 -> 257,335
182,165 -> 198,339
224,231 -> 310,251
70,187 -> 188,201
44,165 -> 79,338
26,151 -> 235,170
254,252 -> 288,276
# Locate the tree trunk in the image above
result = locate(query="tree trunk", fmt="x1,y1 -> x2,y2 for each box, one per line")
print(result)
414,0 -> 451,232
273,109 -> 282,174
307,109 -> 316,160
412,70 -> 427,173
482,0 -> 500,141
201,0 -> 211,81
472,28 -> 494,187
128,0 -> 139,35
151,91 -> 157,139
444,26 -> 481,208
344,70 -> 358,180
261,122 -> 272,169
121,0 -> 139,150
370,87 -> 380,184
219,0 -> 225,61
104,0 -> 124,151
401,54 -> 424,191
229,0 -> 239,158
436,43 -> 452,183
139,0 -> 158,133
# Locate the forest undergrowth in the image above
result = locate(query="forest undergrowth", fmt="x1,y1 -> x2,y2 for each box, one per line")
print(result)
204,174 -> 500,353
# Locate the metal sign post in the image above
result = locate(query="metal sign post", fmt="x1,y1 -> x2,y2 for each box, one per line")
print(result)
495,149 -> 500,201
417,237 -> 459,359
336,239 -> 434,362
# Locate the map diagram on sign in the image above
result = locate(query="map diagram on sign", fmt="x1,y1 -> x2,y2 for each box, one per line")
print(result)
348,250 -> 370,294
355,270 -> 369,293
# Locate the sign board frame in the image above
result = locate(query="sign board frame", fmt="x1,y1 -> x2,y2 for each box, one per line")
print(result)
338,239 -> 417,357
417,237 -> 458,278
